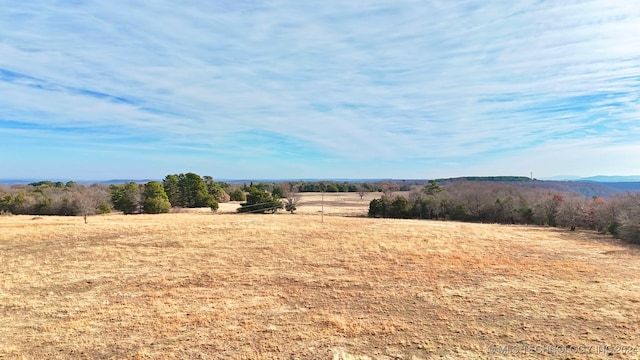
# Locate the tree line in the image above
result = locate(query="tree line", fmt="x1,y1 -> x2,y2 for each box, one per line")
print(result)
105,173 -> 234,214
0,181 -> 112,221
2,176 -> 638,244
240,181 -> 380,194
368,180 -> 640,244
0,173 -> 231,217
0,174 -> 311,218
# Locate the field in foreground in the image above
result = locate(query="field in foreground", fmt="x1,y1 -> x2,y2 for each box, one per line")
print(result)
1,210 -> 640,359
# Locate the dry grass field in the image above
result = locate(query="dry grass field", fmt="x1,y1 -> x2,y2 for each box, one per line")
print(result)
1,193 -> 640,359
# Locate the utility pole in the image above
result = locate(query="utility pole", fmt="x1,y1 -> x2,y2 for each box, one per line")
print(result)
321,190 -> 324,223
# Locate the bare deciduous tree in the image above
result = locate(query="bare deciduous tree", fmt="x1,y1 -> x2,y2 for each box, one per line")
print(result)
74,190 -> 98,224
282,182 -> 300,214
381,182 -> 399,198
357,186 -> 367,201
555,195 -> 586,230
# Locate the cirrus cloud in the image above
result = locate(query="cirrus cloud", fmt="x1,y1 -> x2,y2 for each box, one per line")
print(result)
0,0 -> 639,180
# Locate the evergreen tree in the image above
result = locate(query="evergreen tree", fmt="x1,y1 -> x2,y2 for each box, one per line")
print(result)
163,175 -> 181,206
238,186 -> 283,213
142,181 -> 171,214
110,182 -> 141,214
229,188 -> 247,201
177,172 -> 217,208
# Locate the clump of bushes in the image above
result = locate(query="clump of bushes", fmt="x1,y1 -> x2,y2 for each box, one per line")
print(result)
368,181 -> 640,244
237,186 -> 283,214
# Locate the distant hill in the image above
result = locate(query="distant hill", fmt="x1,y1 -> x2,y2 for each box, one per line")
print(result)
509,180 -> 640,199
579,175 -> 640,182
2,176 -> 639,198
436,176 -> 533,182
540,181 -> 619,198
0,178 -> 157,186
0,179 -> 45,185
597,182 -> 640,192
98,179 -> 157,185
541,175 -> 640,182
431,177 -> 638,199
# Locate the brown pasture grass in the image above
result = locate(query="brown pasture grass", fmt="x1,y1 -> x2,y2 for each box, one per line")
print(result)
1,194 -> 640,359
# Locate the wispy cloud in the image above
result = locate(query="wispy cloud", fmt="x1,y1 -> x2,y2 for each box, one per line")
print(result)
1,0 -> 639,179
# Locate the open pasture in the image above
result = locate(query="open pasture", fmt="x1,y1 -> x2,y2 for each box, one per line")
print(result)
216,191 -> 380,216
1,198 -> 640,359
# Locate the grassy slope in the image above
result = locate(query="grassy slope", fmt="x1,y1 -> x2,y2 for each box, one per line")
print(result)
1,195 -> 639,359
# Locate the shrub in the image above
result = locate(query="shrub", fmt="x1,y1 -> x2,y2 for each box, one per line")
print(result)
368,197 -> 387,217
285,197 -> 299,214
389,196 -> 411,218
143,197 -> 171,214
325,184 -> 339,193
96,202 -> 112,214
208,198 -> 219,212
238,186 -> 283,214
272,186 -> 285,199
110,182 -> 141,214
229,188 -> 246,202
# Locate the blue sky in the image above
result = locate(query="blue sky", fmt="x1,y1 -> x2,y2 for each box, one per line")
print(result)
1,1 -> 639,180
